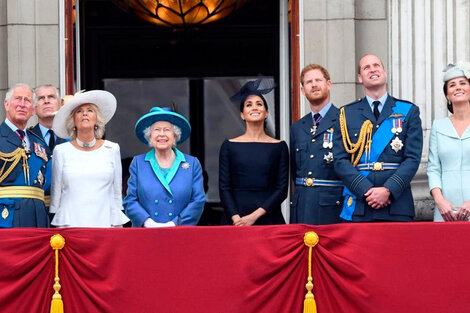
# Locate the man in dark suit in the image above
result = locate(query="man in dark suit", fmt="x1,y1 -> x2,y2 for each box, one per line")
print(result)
31,84 -> 66,210
0,83 -> 50,227
333,54 -> 423,222
290,64 -> 343,225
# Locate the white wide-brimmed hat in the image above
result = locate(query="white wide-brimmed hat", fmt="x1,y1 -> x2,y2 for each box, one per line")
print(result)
52,90 -> 117,139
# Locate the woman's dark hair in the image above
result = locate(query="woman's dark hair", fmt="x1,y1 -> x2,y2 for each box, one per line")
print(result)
443,77 -> 470,114
239,94 -> 269,112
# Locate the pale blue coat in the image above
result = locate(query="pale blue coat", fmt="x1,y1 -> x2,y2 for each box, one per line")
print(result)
427,117 -> 470,221
124,148 -> 206,226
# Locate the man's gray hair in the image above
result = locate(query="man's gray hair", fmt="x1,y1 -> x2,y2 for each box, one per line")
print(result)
33,84 -> 60,107
143,122 -> 182,148
4,83 -> 33,104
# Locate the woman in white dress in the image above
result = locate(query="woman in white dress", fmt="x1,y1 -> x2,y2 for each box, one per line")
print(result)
427,62 -> 470,222
49,90 -> 129,227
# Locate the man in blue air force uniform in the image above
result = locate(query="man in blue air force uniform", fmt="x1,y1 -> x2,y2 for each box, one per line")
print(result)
30,85 -> 67,210
290,64 -> 343,224
0,84 -> 50,227
333,54 -> 423,222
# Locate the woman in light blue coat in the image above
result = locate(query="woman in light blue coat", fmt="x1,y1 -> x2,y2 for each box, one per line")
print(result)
124,107 -> 205,227
428,62 -> 470,222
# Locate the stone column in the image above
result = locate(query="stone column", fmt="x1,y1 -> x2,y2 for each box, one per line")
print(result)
389,0 -> 470,219
0,0 -> 60,120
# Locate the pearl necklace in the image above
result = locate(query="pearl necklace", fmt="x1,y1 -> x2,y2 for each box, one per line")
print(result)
76,137 -> 96,148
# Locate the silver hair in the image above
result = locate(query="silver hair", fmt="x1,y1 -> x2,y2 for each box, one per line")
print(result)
4,83 -> 33,104
143,122 -> 182,148
65,103 -> 106,139
33,84 -> 60,107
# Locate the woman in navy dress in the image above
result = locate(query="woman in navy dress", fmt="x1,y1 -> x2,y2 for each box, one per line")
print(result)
219,78 -> 289,225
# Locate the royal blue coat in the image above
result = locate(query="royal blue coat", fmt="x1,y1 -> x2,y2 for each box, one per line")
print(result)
124,148 -> 206,226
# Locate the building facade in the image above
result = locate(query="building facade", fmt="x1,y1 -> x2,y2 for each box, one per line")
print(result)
2,0 -> 470,220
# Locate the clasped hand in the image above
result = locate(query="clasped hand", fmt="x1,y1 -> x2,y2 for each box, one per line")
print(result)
365,187 -> 391,209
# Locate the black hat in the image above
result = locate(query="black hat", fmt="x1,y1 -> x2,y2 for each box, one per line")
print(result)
230,77 -> 276,102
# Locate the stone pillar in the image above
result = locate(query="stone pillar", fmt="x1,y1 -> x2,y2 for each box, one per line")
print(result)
301,0 -> 357,115
389,0 -> 470,219
0,0 -> 60,120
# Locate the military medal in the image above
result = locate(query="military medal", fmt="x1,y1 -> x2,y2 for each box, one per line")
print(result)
2,206 -> 8,219
391,119 -> 397,134
323,133 -> 329,148
311,126 -> 317,135
36,171 -> 44,186
323,130 -> 334,149
323,152 -> 334,164
396,119 -> 403,133
390,137 -> 404,153
34,142 -> 48,162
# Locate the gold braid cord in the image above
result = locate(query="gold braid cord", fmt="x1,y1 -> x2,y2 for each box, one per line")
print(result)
339,107 -> 373,166
0,148 -> 29,184
50,234 -> 66,313
303,232 -> 319,313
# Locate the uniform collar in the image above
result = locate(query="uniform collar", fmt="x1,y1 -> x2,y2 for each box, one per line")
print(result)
365,93 -> 388,112
311,102 -> 332,119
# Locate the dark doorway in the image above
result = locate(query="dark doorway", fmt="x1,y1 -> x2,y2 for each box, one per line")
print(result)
77,0 -> 281,221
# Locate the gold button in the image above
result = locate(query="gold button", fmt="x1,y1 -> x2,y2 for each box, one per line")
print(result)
310,154 -> 314,159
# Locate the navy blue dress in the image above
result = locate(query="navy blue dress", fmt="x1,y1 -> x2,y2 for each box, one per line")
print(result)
219,140 -> 289,225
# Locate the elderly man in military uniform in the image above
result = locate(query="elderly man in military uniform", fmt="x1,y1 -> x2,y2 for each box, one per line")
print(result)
0,83 -> 50,227
290,64 -> 343,225
333,54 -> 423,222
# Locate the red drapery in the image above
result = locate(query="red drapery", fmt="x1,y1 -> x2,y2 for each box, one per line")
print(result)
0,223 -> 469,313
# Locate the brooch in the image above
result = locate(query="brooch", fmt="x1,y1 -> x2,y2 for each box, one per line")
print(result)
181,162 -> 190,170
390,137 -> 403,153
323,152 -> 334,164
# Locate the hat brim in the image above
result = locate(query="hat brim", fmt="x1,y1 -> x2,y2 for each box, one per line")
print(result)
135,111 -> 191,145
52,90 -> 117,139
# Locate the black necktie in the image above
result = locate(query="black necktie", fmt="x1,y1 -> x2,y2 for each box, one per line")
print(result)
373,101 -> 380,120
16,129 -> 25,140
48,129 -> 56,151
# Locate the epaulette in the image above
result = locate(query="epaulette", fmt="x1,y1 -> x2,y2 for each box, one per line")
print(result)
391,96 -> 415,105
343,98 -> 363,107
27,128 -> 47,145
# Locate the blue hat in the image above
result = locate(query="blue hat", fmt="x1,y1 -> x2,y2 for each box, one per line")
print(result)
135,107 -> 191,144
230,77 -> 276,102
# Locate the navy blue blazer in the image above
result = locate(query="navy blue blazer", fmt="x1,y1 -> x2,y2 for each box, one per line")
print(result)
29,123 -> 67,199
333,96 -> 423,221
0,122 -> 50,227
290,105 -> 343,225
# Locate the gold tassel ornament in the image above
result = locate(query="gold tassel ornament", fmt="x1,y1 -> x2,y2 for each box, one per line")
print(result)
50,234 -> 66,313
303,231 -> 319,313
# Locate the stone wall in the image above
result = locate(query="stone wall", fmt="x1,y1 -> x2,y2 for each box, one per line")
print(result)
0,0 -> 60,121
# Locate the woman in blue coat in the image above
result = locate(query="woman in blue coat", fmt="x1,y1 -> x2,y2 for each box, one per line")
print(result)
124,107 -> 206,227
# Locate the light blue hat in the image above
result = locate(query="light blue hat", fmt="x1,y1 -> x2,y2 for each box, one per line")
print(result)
135,107 -> 191,144
443,61 -> 470,82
